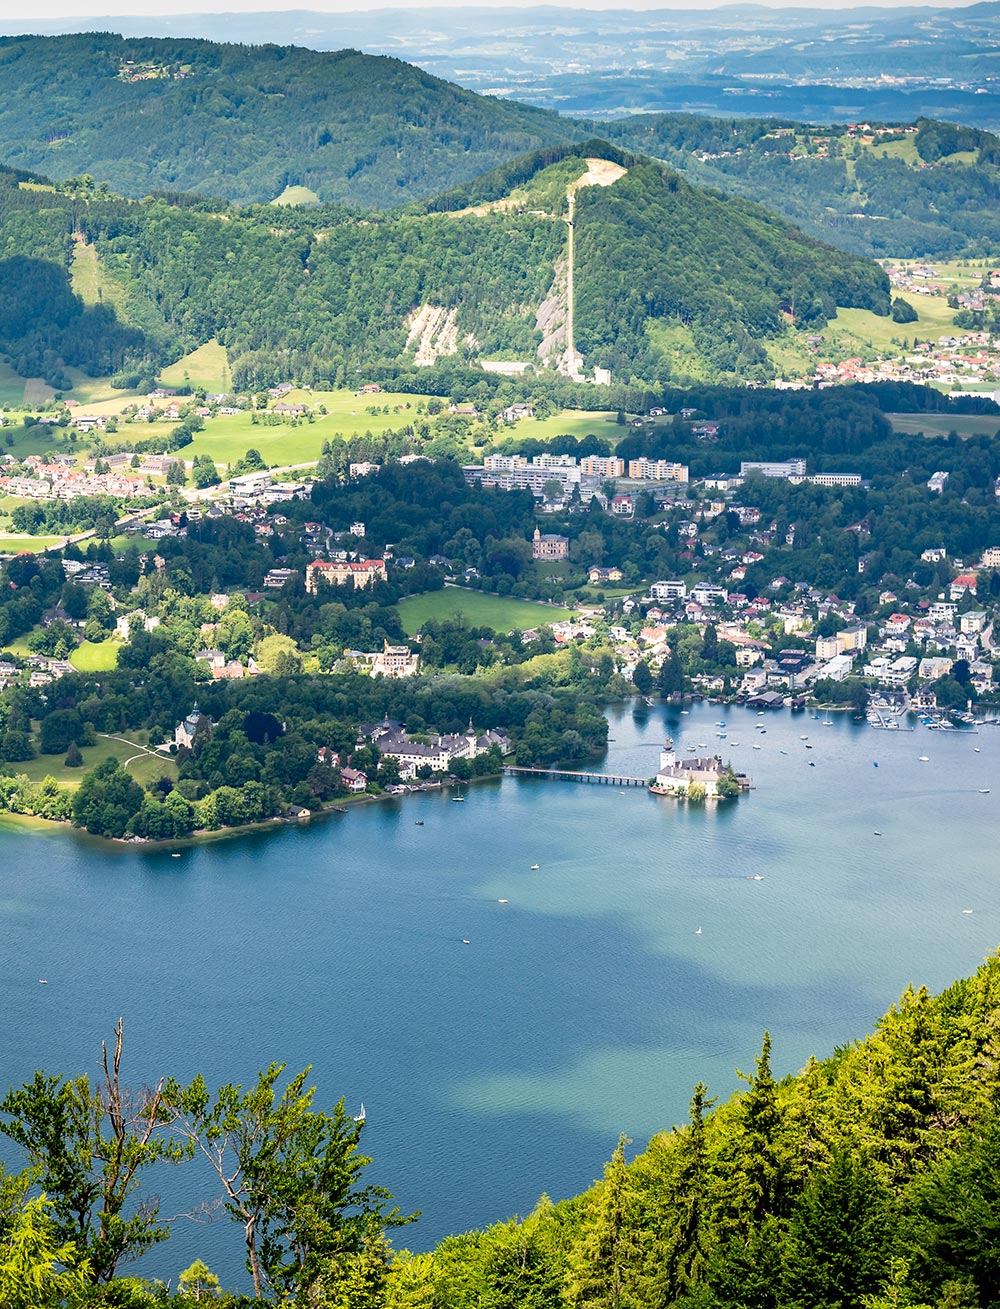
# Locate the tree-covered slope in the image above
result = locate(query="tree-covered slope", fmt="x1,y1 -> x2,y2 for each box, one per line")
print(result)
602,113 -> 1000,259
0,149 -> 889,390
393,949 -> 1000,1309
573,162 -> 889,381
6,945 -> 1000,1302
0,33 -> 577,207
1,31 -> 998,262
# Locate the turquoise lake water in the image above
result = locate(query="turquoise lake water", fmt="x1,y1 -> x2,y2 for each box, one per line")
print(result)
0,700 -> 997,1288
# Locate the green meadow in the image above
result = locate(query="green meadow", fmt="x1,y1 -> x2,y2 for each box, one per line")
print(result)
398,588 -> 575,635
159,339 -> 232,393
15,731 -> 175,788
69,639 -> 120,672
888,412 -> 1000,439
831,291 -> 967,353
184,390 -> 427,466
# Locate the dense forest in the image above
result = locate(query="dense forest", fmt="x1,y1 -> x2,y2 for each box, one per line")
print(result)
572,162 -> 888,381
7,952 -> 1000,1304
0,148 -> 888,390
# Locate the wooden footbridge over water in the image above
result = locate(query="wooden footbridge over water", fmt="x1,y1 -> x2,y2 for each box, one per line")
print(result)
502,766 -> 649,788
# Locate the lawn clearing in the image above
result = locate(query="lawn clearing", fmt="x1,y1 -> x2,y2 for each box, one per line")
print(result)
0,360 -> 28,407
831,292 -> 966,354
160,340 -> 231,393
0,534 -> 65,553
15,732 -> 176,788
888,412 -> 1000,439
184,389 -> 424,466
272,185 -> 320,206
70,238 -> 128,316
70,640 -> 119,672
22,377 -> 56,406
499,409 -> 621,443
398,587 -> 576,634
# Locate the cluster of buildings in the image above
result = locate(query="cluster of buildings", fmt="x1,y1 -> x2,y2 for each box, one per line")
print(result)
607,548 -> 996,705
354,718 -> 512,781
734,459 -> 863,489
0,453 -> 157,502
228,470 -> 311,504
463,451 -> 689,504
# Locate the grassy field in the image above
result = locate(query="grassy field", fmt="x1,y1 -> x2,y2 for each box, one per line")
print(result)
15,732 -> 175,788
0,359 -> 144,416
499,410 -> 621,443
829,292 -> 968,355
184,389 -> 425,466
398,588 -> 576,635
160,340 -> 231,393
646,321 -> 712,383
70,640 -> 119,672
888,412 -> 1000,439
863,136 -> 921,164
0,534 -> 65,553
272,185 -> 320,206
0,360 -> 29,407
70,238 -> 128,316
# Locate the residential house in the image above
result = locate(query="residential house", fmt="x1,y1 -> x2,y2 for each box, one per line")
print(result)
588,566 -> 623,584
531,528 -> 569,561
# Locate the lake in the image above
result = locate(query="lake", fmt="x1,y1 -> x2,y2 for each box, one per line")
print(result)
0,699 -> 996,1289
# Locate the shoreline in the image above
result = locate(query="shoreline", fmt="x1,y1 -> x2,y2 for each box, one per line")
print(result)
0,772 -> 502,852
0,695 -> 984,850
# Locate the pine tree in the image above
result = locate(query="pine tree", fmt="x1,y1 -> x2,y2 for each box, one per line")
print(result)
569,1136 -> 641,1309
657,649 -> 684,697
659,1082 -> 716,1303
732,1032 -> 788,1227
781,1147 -> 892,1309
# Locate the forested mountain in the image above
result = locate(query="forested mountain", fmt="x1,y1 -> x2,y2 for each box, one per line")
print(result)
0,31 -> 998,264
0,147 -> 888,390
0,33 -> 576,207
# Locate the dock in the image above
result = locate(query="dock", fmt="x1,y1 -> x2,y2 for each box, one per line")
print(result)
502,766 -> 648,787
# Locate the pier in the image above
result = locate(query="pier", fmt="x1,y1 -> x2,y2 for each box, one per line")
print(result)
502,766 -> 648,787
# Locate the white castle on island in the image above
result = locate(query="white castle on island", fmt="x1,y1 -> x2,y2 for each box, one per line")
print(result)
651,743 -> 730,798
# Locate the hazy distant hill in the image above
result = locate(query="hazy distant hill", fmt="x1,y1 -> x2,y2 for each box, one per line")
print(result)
2,5 -> 998,127
602,114 -> 1000,258
0,33 -> 577,207
0,32 -> 996,263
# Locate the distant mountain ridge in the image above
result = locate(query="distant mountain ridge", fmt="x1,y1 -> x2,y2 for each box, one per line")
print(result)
0,31 -> 996,264
2,4 -> 998,128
